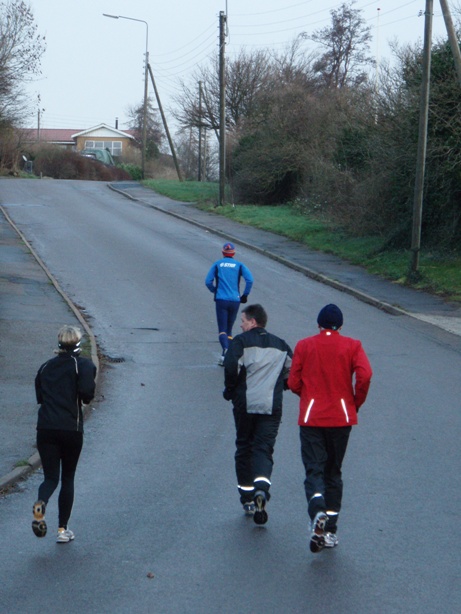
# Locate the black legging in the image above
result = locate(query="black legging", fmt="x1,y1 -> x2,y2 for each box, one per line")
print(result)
36,429 -> 83,528
300,425 -> 352,530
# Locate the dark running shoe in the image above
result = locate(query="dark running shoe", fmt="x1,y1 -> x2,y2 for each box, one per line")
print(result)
253,491 -> 268,525
32,500 -> 47,538
309,511 -> 328,553
243,501 -> 255,516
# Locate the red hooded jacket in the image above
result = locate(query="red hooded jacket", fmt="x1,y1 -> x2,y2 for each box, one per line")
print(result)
288,329 -> 372,427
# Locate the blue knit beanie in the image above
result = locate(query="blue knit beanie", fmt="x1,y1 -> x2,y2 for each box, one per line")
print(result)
317,304 -> 343,330
222,242 -> 235,256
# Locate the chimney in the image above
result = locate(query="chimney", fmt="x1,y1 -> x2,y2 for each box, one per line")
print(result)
115,117 -> 119,129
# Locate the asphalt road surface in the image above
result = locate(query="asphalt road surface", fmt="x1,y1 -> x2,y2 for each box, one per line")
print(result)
1,180 -> 460,613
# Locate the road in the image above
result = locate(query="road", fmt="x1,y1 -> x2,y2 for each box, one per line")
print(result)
1,180 -> 460,613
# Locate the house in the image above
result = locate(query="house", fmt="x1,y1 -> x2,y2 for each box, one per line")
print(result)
22,123 -> 138,160
73,124 -> 137,159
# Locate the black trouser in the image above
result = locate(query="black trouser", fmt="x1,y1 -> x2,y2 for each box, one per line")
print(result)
36,429 -> 83,528
233,408 -> 281,504
300,426 -> 351,533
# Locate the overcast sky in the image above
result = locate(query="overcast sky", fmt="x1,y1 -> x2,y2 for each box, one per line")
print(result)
24,0 -> 455,133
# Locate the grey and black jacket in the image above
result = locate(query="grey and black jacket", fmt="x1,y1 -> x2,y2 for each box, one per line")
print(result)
35,352 -> 96,432
224,327 -> 292,415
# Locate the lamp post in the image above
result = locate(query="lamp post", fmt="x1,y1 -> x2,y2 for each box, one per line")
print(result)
103,13 -> 149,179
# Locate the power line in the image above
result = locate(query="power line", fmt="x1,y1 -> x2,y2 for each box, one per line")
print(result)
153,22 -> 217,61
231,0 -> 317,17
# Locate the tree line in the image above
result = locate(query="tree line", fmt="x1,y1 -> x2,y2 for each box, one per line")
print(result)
172,2 -> 461,250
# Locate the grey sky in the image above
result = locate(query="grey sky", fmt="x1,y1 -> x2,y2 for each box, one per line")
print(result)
25,1 -> 452,133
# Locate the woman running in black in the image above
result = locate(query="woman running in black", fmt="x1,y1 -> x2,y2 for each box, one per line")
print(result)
32,325 -> 96,543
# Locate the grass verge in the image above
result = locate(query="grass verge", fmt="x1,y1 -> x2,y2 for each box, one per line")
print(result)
143,180 -> 461,302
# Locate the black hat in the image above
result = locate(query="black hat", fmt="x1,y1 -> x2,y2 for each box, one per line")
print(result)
317,304 -> 343,330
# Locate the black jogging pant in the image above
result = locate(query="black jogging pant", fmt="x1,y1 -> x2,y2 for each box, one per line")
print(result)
36,429 -> 83,529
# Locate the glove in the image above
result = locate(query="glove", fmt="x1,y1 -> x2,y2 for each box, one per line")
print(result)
240,294 -> 248,304
223,387 -> 234,401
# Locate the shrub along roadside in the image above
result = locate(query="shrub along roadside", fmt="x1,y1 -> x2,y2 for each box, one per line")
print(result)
32,149 -> 130,181
143,179 -> 461,302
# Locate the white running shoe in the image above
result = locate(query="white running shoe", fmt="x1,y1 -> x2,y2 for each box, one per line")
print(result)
323,532 -> 339,548
56,528 -> 75,543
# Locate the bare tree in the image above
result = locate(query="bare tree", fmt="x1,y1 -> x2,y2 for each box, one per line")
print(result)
310,1 -> 374,89
172,48 -> 272,132
0,1 -> 46,125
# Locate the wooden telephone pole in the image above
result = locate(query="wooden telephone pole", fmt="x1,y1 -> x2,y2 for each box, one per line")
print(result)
411,0 -> 461,274
218,11 -> 227,206
147,63 -> 183,182
198,81 -> 203,181
439,0 -> 461,85
411,0 -> 433,275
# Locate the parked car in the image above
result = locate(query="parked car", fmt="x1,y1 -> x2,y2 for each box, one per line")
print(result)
80,148 -> 115,166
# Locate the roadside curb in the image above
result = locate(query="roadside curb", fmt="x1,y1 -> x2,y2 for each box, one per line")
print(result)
0,205 -> 100,492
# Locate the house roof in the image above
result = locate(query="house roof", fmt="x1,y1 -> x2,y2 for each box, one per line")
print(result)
22,128 -> 78,143
72,123 -> 135,140
21,124 -> 136,144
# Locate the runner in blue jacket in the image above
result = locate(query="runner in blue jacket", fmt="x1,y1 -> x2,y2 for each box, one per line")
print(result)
205,242 -> 253,365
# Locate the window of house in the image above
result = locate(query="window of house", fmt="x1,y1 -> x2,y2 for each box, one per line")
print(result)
84,140 -> 123,157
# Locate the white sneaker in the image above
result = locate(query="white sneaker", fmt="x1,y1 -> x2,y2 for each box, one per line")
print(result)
324,532 -> 339,548
56,528 -> 75,543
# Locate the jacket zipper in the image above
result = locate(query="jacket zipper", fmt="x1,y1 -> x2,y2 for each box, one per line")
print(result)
73,356 -> 80,431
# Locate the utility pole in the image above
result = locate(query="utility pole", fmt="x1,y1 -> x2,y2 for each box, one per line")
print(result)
198,81 -> 203,182
203,128 -> 208,182
439,0 -> 461,86
102,15 -> 149,179
411,0 -> 433,275
147,63 -> 183,181
218,10 -> 227,206
142,48 -> 149,180
202,85 -> 220,141
375,7 -> 381,95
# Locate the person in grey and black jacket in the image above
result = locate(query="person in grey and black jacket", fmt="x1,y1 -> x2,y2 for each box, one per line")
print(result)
223,304 -> 292,525
32,325 -> 96,543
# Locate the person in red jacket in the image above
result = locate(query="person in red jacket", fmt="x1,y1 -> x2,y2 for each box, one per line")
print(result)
288,304 -> 372,553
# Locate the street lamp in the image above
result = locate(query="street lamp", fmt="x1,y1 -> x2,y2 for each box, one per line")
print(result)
103,13 -> 149,179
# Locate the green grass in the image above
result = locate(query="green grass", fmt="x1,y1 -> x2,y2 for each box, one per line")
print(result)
14,459 -> 30,468
80,336 -> 93,359
143,179 -> 221,205
143,180 -> 461,301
